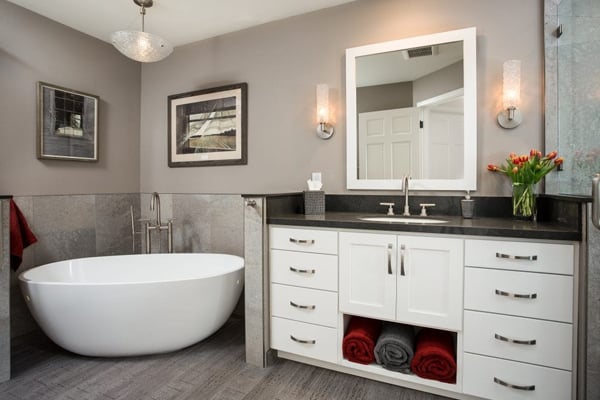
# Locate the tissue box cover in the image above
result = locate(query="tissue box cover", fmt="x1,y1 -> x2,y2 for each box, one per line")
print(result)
303,191 -> 325,215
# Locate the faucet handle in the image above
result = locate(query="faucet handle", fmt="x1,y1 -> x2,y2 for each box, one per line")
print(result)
419,203 -> 436,217
379,202 -> 395,216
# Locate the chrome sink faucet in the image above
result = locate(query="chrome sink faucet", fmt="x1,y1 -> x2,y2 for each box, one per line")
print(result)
402,175 -> 411,216
146,192 -> 173,253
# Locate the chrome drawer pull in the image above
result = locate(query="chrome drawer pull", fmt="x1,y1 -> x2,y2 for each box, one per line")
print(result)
494,377 -> 535,391
290,301 -> 316,310
289,266 -> 316,274
289,237 -> 315,245
495,289 -> 537,299
496,252 -> 538,261
290,335 -> 316,345
400,244 -> 406,276
387,243 -> 393,275
494,333 -> 537,345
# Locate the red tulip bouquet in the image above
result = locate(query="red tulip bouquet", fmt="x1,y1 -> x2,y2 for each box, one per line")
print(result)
488,149 -> 564,218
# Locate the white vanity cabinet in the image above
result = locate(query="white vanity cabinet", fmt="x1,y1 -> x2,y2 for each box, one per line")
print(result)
269,227 -> 339,364
266,225 -> 578,400
339,231 -> 463,331
462,239 -> 576,400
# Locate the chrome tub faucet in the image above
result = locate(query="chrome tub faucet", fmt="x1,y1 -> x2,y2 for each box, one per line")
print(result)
145,192 -> 173,253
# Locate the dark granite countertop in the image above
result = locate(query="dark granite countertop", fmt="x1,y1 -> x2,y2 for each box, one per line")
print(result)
0,196 -> 12,200
268,211 -> 581,241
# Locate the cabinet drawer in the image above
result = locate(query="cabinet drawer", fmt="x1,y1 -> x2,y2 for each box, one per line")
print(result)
464,310 -> 572,370
271,317 -> 338,363
270,226 -> 338,254
465,239 -> 574,275
463,353 -> 572,400
270,249 -> 338,291
464,267 -> 573,323
271,284 -> 338,328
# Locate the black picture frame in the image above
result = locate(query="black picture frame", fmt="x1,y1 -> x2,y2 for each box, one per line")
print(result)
168,83 -> 248,167
37,82 -> 99,162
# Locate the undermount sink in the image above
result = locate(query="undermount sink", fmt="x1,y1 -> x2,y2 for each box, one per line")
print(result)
359,216 -> 448,224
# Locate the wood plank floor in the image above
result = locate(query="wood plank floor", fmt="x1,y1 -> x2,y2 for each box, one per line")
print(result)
0,317 -> 450,400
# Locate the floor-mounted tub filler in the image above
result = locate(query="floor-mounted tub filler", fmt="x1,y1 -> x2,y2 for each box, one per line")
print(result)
18,253 -> 244,357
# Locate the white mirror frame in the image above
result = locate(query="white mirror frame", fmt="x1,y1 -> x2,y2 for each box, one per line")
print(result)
346,27 -> 477,191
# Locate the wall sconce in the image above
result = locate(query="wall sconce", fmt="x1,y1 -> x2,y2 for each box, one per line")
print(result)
316,84 -> 334,139
497,59 -> 522,129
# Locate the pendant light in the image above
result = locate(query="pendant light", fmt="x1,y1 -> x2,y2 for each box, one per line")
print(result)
111,0 -> 173,63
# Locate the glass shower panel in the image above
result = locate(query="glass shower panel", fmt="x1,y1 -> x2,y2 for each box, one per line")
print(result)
552,0 -> 600,195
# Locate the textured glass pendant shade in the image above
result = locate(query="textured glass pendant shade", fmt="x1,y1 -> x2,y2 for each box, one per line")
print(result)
111,30 -> 173,63
111,0 -> 172,63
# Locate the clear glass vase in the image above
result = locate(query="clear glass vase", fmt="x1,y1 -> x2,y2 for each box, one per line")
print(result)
512,182 -> 536,220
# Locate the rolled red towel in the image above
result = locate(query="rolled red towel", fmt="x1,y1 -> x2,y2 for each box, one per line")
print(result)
342,316 -> 382,365
410,328 -> 456,384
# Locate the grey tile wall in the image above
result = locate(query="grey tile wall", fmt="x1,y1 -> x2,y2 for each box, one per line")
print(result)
1,200 -> 10,383
242,197 -> 272,367
545,1 -> 600,397
31,195 -> 96,266
95,194 -> 141,256
172,194 -> 244,256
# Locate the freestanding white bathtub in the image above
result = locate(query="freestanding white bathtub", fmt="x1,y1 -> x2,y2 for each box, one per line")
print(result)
18,253 -> 244,357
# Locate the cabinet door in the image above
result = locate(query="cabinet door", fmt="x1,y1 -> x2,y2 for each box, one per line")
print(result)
396,236 -> 463,330
339,232 -> 396,320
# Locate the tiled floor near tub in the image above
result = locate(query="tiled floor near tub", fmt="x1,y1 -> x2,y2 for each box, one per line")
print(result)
0,317 -> 448,400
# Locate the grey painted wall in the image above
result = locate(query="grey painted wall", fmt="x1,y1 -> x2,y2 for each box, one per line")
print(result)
413,61 -> 464,105
0,0 -> 141,196
140,0 -> 544,196
357,82 -> 413,114
1,0 -> 544,197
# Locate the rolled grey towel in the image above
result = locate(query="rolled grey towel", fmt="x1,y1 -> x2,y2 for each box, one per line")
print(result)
374,323 -> 415,372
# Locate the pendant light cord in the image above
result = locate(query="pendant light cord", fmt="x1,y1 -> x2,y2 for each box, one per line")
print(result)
140,5 -> 146,32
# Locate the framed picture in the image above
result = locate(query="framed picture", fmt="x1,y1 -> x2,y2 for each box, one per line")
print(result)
168,82 -> 247,167
37,82 -> 99,162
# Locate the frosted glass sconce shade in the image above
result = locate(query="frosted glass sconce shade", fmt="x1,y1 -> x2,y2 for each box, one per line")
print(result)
502,60 -> 521,109
316,83 -> 334,139
497,59 -> 522,129
111,0 -> 173,63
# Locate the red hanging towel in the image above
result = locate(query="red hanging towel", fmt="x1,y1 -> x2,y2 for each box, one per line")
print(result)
342,316 -> 382,365
9,199 -> 37,271
410,328 -> 457,384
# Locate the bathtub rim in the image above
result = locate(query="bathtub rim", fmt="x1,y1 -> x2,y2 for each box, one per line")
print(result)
18,253 -> 244,286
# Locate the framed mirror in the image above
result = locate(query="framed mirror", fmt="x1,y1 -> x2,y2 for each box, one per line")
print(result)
346,27 -> 477,191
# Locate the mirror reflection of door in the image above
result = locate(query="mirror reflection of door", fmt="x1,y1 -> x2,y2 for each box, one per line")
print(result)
358,108 -> 420,179
418,89 -> 464,179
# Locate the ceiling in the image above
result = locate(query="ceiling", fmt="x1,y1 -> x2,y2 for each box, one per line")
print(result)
7,0 -> 357,47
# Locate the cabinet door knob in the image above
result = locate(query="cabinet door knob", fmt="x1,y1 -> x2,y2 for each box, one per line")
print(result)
290,301 -> 316,310
493,377 -> 535,391
495,289 -> 537,299
494,333 -> 537,345
289,266 -> 316,275
496,252 -> 538,261
290,335 -> 316,345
